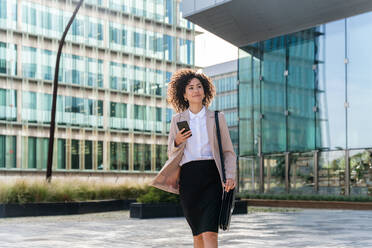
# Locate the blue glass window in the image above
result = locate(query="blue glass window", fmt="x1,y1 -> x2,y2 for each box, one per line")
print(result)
165,0 -> 173,24
0,0 -> 6,19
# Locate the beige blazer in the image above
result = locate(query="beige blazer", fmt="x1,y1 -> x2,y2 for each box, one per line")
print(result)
150,108 -> 237,194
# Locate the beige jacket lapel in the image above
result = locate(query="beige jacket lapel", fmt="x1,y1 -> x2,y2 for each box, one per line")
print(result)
150,108 -> 236,194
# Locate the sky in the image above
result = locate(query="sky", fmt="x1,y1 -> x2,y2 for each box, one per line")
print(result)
194,26 -> 238,68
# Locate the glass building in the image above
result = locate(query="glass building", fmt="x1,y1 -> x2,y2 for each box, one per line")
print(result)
203,60 -> 238,154
182,0 -> 372,196
0,0 -> 195,181
238,15 -> 372,196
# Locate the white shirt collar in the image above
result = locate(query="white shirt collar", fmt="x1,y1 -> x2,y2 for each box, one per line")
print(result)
189,106 -> 206,120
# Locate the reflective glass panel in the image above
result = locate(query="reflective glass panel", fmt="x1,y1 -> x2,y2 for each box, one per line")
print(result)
317,20 -> 346,150
238,157 -> 260,193
287,30 -> 316,151
347,13 -> 372,149
289,152 -> 315,194
318,150 -> 345,195
349,149 -> 372,196
262,37 -> 286,153
264,155 -> 286,194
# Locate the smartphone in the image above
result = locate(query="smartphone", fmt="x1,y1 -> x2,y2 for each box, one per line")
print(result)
177,121 -> 192,136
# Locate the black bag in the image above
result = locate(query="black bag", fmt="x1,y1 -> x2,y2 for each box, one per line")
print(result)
215,111 -> 235,231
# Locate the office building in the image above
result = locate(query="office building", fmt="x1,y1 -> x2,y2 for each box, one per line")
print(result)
203,60 -> 238,154
0,0 -> 195,183
183,0 -> 372,196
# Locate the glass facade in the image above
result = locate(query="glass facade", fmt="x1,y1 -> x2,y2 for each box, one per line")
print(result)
208,73 -> 238,154
0,0 -> 192,174
18,1 -> 193,64
238,12 -> 372,196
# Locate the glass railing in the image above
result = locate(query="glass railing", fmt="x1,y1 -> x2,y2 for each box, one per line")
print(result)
264,154 -> 286,194
349,149 -> 372,196
318,150 -> 345,195
156,121 -> 162,132
239,157 -> 260,193
110,117 -> 128,130
238,149 -> 371,196
0,106 -> 17,120
289,152 -> 315,194
22,109 -> 103,128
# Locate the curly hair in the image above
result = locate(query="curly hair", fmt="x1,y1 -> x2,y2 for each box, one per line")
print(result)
167,68 -> 216,113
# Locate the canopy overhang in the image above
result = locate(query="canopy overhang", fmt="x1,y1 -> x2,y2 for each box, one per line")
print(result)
183,0 -> 372,47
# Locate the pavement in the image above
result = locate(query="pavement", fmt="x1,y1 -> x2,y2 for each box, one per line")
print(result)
0,208 -> 371,248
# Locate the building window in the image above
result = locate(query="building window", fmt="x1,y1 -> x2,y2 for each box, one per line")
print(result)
27,137 -> 48,169
0,88 -> 17,121
97,141 -> 103,170
57,139 -> 66,169
155,144 -> 167,171
71,139 -> 80,170
133,143 -> 151,171
0,135 -> 16,169
84,140 -> 93,170
110,141 -> 129,171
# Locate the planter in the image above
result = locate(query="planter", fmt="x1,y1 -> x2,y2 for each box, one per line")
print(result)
233,200 -> 248,214
245,199 -> 372,210
130,200 -> 248,219
130,202 -> 184,219
0,199 -> 135,218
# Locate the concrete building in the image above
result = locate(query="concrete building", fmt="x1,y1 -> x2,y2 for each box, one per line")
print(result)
203,60 -> 238,154
183,0 -> 372,196
0,0 -> 195,183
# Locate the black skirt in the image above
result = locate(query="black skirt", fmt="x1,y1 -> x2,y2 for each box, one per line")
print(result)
179,159 -> 223,236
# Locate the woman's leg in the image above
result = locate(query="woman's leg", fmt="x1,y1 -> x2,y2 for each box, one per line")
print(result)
193,234 -> 204,248
201,232 -> 218,248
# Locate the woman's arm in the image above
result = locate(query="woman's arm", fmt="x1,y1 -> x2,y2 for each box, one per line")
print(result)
167,115 -> 190,158
167,115 -> 178,158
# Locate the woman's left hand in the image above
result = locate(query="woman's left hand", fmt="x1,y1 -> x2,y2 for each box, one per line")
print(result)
223,179 -> 236,192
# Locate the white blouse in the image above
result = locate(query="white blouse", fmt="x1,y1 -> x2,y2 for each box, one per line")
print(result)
179,106 -> 213,166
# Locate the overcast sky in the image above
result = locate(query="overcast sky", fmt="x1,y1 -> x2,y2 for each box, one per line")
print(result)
194,26 -> 238,68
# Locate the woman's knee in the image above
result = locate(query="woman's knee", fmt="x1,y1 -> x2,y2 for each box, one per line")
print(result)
194,233 -> 204,241
201,231 -> 218,240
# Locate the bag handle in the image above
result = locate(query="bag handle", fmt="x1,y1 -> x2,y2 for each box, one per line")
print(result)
215,111 -> 226,183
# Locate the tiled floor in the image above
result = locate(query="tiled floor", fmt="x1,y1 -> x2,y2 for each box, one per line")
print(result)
0,208 -> 371,247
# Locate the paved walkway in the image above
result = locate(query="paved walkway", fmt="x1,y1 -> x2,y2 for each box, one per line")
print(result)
0,208 -> 372,247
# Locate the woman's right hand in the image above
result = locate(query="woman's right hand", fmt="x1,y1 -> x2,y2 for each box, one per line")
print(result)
174,128 -> 192,147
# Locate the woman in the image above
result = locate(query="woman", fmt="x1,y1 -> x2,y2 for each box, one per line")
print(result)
151,69 -> 236,248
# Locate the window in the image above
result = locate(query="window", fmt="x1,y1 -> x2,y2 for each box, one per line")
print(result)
71,139 -> 80,169
0,135 -> 16,168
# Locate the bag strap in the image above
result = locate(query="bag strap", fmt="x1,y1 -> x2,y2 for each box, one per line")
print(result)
215,111 -> 226,183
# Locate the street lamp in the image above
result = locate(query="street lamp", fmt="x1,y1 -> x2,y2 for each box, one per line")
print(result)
46,0 -> 85,183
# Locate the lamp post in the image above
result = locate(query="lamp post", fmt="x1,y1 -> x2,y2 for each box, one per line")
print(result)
46,0 -> 85,182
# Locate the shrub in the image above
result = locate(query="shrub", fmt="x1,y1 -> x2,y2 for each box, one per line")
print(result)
0,180 -> 149,204
137,187 -> 179,204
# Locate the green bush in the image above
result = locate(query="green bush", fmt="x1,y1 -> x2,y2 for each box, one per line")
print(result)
137,187 -> 179,204
0,180 -> 148,204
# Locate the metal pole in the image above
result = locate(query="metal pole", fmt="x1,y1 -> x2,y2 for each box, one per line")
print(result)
46,0 -> 85,182
258,135 -> 264,193
285,152 -> 290,193
314,150 -> 319,193
345,149 -> 350,196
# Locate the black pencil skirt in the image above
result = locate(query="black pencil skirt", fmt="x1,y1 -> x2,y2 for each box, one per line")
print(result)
179,159 -> 223,236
